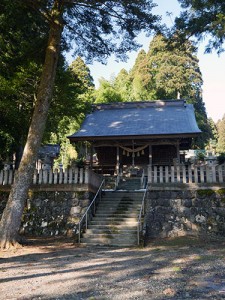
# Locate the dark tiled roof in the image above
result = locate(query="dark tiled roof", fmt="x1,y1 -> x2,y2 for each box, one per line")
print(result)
68,100 -> 201,141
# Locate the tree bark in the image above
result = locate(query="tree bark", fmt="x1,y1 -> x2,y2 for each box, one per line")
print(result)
0,2 -> 63,249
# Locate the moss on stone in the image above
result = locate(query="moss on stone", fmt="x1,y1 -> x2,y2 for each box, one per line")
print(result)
216,188 -> 225,195
197,189 -> 215,197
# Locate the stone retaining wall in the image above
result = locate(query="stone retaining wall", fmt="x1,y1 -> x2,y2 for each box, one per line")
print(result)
0,190 -> 93,238
145,188 -> 225,240
1,186 -> 225,242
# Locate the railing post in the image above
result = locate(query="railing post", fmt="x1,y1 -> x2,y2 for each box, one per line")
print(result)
200,166 -> 205,183
43,170 -> 48,184
188,165 -> 192,183
171,166 -> 175,183
79,168 -> 84,184
85,212 -> 88,230
54,169 -> 58,184
69,168 -> 73,184
0,170 -> 3,185
177,165 -> 180,183
153,166 -> 157,183
74,167 -> 78,183
8,170 -> 13,184
182,165 -> 186,183
206,165 -> 212,183
78,223 -> 81,243
165,166 -> 169,183
85,166 -> 89,184
49,169 -> 53,184
64,168 -> 68,184
212,165 -> 216,183
218,165 -> 223,183
59,169 -> 63,184
148,165 -> 152,183
159,166 -> 163,183
137,222 -> 140,246
194,166 -> 198,183
39,169 -> 43,184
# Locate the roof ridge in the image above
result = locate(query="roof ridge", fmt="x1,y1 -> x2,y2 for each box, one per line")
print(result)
92,99 -> 186,111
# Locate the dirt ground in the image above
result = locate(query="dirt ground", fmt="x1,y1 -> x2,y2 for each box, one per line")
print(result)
1,236 -> 225,300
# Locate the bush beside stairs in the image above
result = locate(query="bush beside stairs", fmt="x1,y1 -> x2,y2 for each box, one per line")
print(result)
81,178 -> 144,247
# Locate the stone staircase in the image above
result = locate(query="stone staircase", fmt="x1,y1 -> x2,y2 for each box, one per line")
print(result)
81,178 -> 144,246
117,177 -> 142,190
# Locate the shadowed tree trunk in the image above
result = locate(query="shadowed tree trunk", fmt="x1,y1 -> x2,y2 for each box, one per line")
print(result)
0,4 -> 63,249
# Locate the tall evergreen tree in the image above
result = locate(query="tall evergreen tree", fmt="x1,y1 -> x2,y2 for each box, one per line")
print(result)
114,69 -> 131,101
217,115 -> 225,153
146,34 -> 203,100
46,57 -> 95,167
129,49 -> 155,100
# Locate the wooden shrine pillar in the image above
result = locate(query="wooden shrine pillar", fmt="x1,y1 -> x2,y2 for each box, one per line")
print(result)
176,141 -> 180,164
116,146 -> 120,175
90,144 -> 93,169
149,144 -> 152,166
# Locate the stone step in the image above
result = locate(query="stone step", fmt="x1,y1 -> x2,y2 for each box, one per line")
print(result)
97,204 -> 142,210
101,200 -> 142,204
80,240 -> 136,247
93,216 -> 138,221
95,211 -> 139,217
82,232 -> 137,240
88,224 -> 137,230
81,235 -> 137,246
90,220 -> 138,226
85,228 -> 137,235
79,189 -> 144,246
102,191 -> 143,196
98,198 -> 142,203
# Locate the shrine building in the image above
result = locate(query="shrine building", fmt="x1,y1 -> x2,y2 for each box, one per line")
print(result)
68,100 -> 201,176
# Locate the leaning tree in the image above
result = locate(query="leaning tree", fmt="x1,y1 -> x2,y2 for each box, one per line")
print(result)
0,0 -> 161,249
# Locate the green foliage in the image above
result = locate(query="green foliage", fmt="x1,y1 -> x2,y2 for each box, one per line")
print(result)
94,78 -> 123,103
129,49 -> 155,100
216,116 -> 225,153
44,57 -> 95,167
196,151 -> 205,161
114,69 -> 131,101
216,188 -> 225,196
146,34 -> 203,100
175,0 -> 225,53
61,1 -> 161,63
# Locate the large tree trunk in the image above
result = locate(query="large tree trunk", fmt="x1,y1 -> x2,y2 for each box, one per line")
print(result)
0,3 -> 63,249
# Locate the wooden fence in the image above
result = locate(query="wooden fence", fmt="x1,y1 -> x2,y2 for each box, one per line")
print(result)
147,164 -> 225,184
0,167 -> 91,186
1,164 -> 225,186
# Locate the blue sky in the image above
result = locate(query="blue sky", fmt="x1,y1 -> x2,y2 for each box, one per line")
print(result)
69,0 -> 225,122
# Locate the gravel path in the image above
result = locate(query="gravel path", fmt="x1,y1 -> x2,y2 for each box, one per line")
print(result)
0,237 -> 225,300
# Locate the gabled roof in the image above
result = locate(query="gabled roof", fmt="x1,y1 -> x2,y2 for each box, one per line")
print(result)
68,100 -> 201,141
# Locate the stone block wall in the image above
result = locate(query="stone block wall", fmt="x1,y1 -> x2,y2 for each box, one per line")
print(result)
0,190 -> 93,238
145,188 -> 225,240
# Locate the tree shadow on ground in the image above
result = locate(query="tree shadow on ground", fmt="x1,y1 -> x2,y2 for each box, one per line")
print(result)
1,236 -> 225,300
